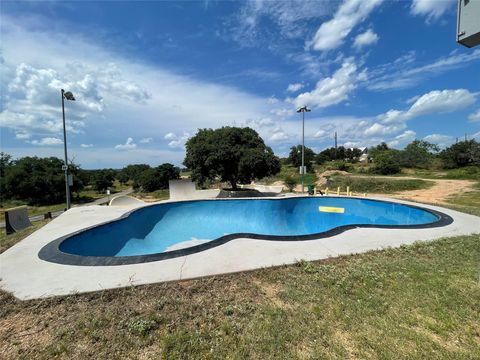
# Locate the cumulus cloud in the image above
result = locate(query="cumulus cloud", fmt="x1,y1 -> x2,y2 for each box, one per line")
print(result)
378,89 -> 477,124
309,0 -> 382,51
411,0 -> 455,22
353,29 -> 379,49
468,109 -> 480,122
293,58 -> 367,109
164,132 -> 191,149
139,137 -> 153,144
269,130 -> 290,142
423,134 -> 454,148
31,137 -> 63,146
388,130 -> 416,148
80,144 -> 93,148
287,83 -> 304,92
115,137 -> 137,150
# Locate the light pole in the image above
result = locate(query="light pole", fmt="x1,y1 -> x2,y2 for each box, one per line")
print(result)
61,89 -> 76,209
296,106 -> 311,194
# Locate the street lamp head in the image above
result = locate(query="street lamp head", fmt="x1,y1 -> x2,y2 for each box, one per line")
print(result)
296,106 -> 311,113
62,90 -> 76,101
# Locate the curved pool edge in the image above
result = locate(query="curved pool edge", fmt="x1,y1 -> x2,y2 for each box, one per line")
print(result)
38,196 -> 454,266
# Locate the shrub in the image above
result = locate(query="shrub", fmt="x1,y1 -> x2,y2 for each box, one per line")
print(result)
372,150 -> 401,175
284,175 -> 298,192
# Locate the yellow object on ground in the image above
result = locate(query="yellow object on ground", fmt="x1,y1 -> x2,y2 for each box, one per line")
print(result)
319,206 -> 345,213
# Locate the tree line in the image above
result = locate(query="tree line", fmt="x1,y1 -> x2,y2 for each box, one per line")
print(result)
0,152 -> 180,205
286,139 -> 480,175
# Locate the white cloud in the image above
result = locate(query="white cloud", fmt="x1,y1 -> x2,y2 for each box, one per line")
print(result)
139,137 -> 153,144
293,58 -> 367,109
80,144 -> 93,148
368,49 -> 480,91
411,0 -> 455,22
287,83 -> 304,93
15,132 -> 30,140
267,96 -> 279,104
388,130 -> 416,148
468,109 -> 480,122
378,89 -> 477,124
164,132 -> 191,149
231,0 -> 332,47
269,130 -> 290,142
309,0 -> 382,51
423,134 -> 454,148
115,137 -> 136,150
31,137 -> 63,146
472,131 -> 480,141
353,29 -> 379,49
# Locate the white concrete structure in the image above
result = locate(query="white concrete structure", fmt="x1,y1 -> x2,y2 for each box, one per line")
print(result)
168,179 -> 220,200
108,195 -> 145,207
0,196 -> 479,300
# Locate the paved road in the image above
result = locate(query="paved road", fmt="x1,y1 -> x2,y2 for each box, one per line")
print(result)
1,188 -> 133,229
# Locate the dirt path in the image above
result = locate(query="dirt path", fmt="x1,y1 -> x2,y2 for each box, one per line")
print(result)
351,176 -> 476,204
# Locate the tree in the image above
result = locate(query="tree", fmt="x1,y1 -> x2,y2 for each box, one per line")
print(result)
134,163 -> 180,192
288,145 -> 316,172
400,140 -> 438,168
440,140 -> 480,168
4,156 -> 68,204
284,175 -> 298,192
93,170 -> 115,192
184,127 -> 281,190
0,153 -> 13,202
372,150 -> 402,175
122,164 -> 151,183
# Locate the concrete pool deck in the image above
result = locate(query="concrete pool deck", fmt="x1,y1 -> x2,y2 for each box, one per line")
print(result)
1,196 -> 479,300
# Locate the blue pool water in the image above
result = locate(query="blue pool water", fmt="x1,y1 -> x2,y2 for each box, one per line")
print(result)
59,197 -> 439,257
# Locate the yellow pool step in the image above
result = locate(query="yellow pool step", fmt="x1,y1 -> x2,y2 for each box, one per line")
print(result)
319,206 -> 345,214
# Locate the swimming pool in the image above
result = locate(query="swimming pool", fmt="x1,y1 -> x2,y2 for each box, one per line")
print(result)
38,197 -> 452,266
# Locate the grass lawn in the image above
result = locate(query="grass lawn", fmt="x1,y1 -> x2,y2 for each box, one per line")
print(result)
325,175 -> 434,194
0,234 -> 478,359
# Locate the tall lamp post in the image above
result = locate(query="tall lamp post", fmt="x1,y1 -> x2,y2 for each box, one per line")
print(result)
61,89 -> 76,209
296,106 -> 311,194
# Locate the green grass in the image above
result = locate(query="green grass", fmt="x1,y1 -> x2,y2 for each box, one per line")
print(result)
325,175 -> 434,194
1,234 -> 479,359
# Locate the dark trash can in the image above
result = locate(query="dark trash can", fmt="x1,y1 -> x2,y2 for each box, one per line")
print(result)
307,184 -> 315,195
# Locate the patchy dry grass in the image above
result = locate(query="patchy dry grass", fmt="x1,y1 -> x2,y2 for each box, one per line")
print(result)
1,234 -> 479,359
326,175 -> 434,194
0,219 -> 50,254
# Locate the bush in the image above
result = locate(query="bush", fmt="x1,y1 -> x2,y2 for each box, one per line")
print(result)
284,175 -> 298,192
326,161 -> 351,172
440,140 -> 480,168
372,150 -> 401,175
134,163 -> 180,192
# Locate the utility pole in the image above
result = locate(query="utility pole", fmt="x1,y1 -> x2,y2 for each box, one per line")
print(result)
334,131 -> 338,160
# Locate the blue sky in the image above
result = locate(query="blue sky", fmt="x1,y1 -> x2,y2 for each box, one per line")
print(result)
1,0 -> 479,169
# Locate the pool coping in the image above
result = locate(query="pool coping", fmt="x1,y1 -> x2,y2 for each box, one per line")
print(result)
1,195 -> 479,300
37,197 -> 454,266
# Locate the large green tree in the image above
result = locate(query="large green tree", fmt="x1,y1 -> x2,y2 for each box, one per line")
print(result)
184,127 -> 281,190
440,140 -> 480,168
400,140 -> 438,168
287,145 -> 316,172
133,163 -> 180,192
3,156 -> 85,204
